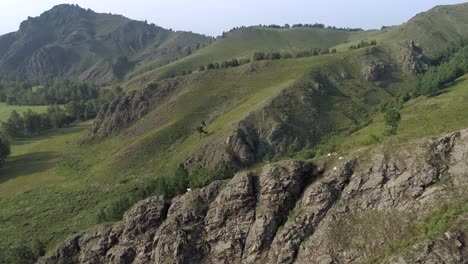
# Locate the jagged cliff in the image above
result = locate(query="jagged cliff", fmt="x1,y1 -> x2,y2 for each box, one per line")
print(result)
40,129 -> 468,263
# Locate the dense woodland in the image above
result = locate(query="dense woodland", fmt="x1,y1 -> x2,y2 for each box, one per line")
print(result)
415,45 -> 468,96
0,79 -> 118,106
0,83 -> 124,138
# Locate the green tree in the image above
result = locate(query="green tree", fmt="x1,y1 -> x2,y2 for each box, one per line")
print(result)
253,52 -> 266,61
3,110 -> 23,136
384,107 -> 401,136
0,133 -> 11,167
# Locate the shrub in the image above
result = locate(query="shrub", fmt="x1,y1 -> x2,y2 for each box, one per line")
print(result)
384,107 -> 401,136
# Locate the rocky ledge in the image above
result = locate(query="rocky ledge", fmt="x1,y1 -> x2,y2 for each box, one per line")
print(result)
40,129 -> 468,263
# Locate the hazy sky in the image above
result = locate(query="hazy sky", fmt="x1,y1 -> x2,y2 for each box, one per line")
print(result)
0,0 -> 466,36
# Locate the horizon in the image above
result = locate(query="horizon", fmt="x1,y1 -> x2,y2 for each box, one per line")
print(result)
0,0 -> 467,36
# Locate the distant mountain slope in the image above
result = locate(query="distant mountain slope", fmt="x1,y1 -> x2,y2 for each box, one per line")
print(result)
378,3 -> 468,57
123,26 -> 358,88
0,4 -> 211,84
122,3 -> 468,90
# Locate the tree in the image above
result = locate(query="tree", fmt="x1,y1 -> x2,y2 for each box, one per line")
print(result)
384,107 -> 401,136
0,133 -> 10,167
6,110 -> 23,136
270,52 -> 281,60
196,121 -> 208,138
231,59 -> 240,67
253,52 -> 266,61
207,63 -> 216,70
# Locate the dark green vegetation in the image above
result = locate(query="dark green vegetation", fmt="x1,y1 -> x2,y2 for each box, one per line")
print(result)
415,45 -> 468,96
0,132 -> 10,167
384,107 -> 401,136
0,2 -> 468,263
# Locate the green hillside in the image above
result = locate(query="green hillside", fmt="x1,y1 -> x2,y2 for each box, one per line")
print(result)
123,26 -> 362,89
0,2 -> 468,262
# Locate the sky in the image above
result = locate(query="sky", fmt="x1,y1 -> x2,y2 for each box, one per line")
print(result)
0,0 -> 466,36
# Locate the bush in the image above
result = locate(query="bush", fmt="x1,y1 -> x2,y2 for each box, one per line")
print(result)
287,144 -> 298,157
253,52 -> 266,61
384,107 -> 401,136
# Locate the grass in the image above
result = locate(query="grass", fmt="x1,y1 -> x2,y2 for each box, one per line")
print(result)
383,200 -> 468,259
123,27 -> 361,90
0,103 -> 48,123
0,52 -> 462,260
0,121 -> 147,261
336,74 -> 468,153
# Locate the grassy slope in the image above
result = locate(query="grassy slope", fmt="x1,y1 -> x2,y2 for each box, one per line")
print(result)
337,74 -> 468,152
123,27 -> 359,89
0,58 -> 314,255
0,103 -> 48,122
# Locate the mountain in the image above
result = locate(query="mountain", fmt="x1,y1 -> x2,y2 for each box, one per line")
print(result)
0,3 -> 468,263
0,4 -> 212,84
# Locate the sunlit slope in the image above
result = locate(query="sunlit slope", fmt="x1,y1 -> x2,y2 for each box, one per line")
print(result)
123,27 -> 359,89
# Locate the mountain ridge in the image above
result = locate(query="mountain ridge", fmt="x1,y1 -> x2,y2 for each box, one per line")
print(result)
0,4 -> 212,84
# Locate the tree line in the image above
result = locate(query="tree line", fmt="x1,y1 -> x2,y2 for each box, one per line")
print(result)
349,40 -> 377,50
1,87 -> 124,138
199,58 -> 251,71
0,78 -> 108,106
225,24 -> 363,34
198,48 -> 338,72
253,48 -> 337,61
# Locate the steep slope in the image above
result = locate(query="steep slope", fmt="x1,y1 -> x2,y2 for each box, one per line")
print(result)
40,129 -> 468,263
0,4 -> 211,84
89,41 -> 423,173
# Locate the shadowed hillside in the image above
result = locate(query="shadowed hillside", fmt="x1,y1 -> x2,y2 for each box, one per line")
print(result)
0,4 -> 212,84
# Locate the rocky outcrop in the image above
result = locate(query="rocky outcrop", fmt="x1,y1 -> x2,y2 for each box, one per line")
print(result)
79,60 -> 117,85
26,45 -> 72,79
396,40 -> 428,75
362,62 -> 387,82
41,129 -> 468,263
89,81 -> 180,138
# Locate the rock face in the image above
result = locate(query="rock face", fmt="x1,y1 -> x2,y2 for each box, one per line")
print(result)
362,62 -> 387,82
41,129 -> 468,263
89,81 -> 180,138
396,40 -> 428,75
185,73 -> 344,170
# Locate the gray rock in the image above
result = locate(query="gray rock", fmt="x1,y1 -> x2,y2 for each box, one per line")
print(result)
41,129 -> 468,264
